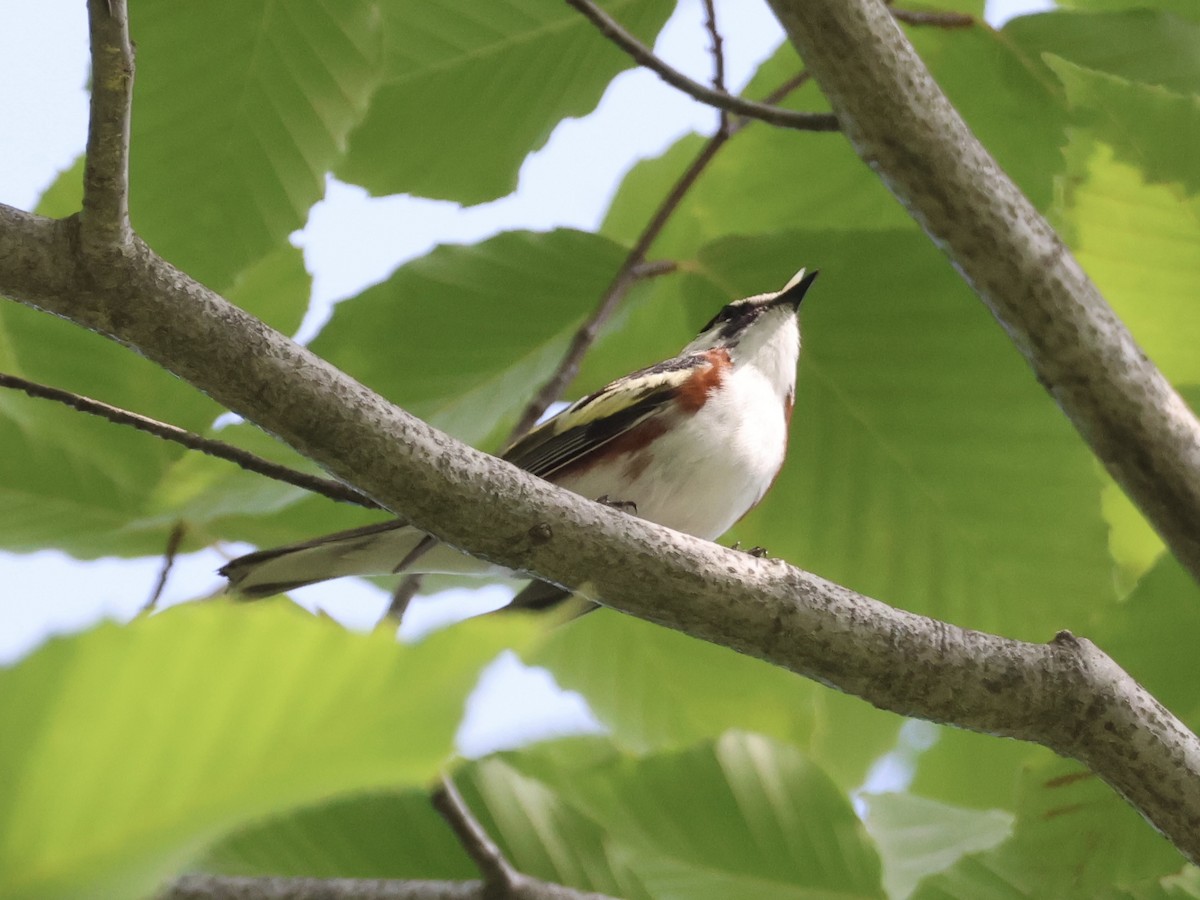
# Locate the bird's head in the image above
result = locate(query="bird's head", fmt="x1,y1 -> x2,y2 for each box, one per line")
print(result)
683,269 -> 818,378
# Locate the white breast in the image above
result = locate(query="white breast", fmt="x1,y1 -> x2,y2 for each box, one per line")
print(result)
554,364 -> 789,540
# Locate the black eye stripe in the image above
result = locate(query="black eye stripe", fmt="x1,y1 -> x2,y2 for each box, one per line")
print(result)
699,302 -> 761,336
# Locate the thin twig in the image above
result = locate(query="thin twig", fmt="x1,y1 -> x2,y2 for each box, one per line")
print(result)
0,372 -> 380,509
702,0 -> 726,94
429,775 -> 622,900
431,775 -> 515,889
508,72 -> 811,440
386,573 -> 425,622
143,522 -> 186,612
81,0 -> 134,251
888,3 -> 975,28
701,0 -> 730,133
564,0 -> 838,132
507,259 -> 675,440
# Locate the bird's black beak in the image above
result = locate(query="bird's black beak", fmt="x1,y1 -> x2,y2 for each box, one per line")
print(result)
772,268 -> 819,310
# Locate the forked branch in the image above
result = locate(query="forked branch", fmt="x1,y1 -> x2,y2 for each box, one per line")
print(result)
564,0 -> 838,132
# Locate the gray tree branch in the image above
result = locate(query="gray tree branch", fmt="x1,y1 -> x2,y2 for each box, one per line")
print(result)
766,0 -> 1200,586
81,0 -> 133,255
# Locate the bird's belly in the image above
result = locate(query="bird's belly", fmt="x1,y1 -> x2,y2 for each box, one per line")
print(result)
555,378 -> 787,540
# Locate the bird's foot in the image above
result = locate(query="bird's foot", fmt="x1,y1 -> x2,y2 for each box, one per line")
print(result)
596,495 -> 638,516
731,541 -> 769,558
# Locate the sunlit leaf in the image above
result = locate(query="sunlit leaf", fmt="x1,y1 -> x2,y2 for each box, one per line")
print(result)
1043,2 -> 1200,31
1046,56 -> 1200,194
337,0 -> 674,204
0,603 -> 531,899
311,229 -> 639,450
501,732 -> 884,898
911,757 -> 1183,898
130,0 -> 383,290
909,728 -> 1054,812
863,792 -> 1013,900
0,241 -> 311,558
1090,554 -> 1200,725
1055,141 -> 1200,386
534,611 -> 902,792
196,789 -> 474,881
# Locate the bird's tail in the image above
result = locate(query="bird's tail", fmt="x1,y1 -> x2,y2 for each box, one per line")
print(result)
219,519 -> 501,599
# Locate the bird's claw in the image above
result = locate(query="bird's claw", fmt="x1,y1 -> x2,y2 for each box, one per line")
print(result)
731,541 -> 769,558
596,495 -> 638,515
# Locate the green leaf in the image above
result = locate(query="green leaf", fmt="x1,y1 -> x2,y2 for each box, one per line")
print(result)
909,728 -> 1055,812
129,0 -> 383,290
905,22 -> 1065,210
310,229 -> 639,450
32,156 -> 83,219
1090,554 -> 1200,725
508,732 -> 885,899
1051,1 -> 1200,27
0,248 -> 309,557
0,603 -> 531,899
0,2 -> 373,558
1045,56 -> 1200,195
1100,473 -> 1165,594
1005,9 -> 1200,93
196,789 -> 475,881
137,422 -> 353,547
533,611 -> 902,792
911,757 -> 1183,898
1054,138 -> 1200,386
336,0 -> 674,204
1097,393 -> 1200,591
863,792 -> 1013,900
0,304 -> 224,557
461,753 -> 652,899
197,740 -> 650,896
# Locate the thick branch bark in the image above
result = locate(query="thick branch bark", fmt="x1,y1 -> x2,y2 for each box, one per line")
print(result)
765,0 -> 1200,586
1,204 -> 1199,860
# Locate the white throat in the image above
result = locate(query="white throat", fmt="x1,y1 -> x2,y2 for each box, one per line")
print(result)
730,307 -> 800,404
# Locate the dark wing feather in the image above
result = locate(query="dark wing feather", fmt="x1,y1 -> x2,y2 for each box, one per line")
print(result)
502,356 -> 701,479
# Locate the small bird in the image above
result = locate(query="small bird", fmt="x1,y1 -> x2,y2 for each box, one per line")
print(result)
220,268 -> 818,609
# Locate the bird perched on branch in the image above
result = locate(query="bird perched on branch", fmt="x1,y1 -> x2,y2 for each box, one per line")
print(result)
220,269 -> 819,611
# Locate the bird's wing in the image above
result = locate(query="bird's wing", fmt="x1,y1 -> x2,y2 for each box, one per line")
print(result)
502,354 -> 705,479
